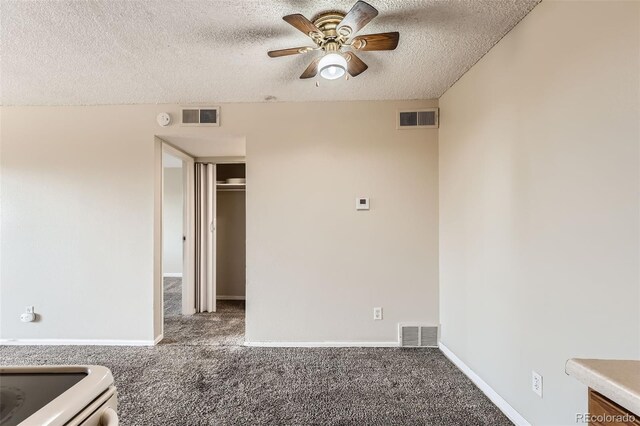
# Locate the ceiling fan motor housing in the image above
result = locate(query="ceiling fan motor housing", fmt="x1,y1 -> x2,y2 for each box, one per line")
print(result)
312,13 -> 347,41
324,41 -> 340,53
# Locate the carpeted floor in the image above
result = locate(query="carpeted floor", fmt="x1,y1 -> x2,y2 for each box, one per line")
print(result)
162,277 -> 245,346
163,276 -> 182,317
0,279 -> 512,425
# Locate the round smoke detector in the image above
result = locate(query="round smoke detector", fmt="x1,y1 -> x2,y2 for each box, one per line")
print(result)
156,112 -> 171,127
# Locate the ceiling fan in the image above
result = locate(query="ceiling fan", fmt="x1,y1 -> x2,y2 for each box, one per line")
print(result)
267,1 -> 399,81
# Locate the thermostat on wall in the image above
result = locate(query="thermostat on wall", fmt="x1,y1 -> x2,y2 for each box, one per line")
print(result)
356,197 -> 370,211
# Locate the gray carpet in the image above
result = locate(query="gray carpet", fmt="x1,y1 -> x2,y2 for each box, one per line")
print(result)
0,279 -> 512,425
162,278 -> 245,346
163,276 -> 182,317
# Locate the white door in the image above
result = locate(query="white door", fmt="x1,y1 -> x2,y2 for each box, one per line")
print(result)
195,162 -> 217,313
207,163 -> 217,312
182,157 -> 196,315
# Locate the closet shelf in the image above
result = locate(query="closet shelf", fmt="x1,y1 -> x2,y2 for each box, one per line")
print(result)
216,183 -> 246,191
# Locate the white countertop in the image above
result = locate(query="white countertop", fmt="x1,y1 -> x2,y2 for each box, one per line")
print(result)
566,358 -> 640,415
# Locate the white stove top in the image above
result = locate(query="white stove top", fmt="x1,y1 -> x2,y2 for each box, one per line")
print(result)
0,366 -> 116,426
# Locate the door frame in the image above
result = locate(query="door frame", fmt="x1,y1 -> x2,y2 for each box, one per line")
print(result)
154,138 -> 245,344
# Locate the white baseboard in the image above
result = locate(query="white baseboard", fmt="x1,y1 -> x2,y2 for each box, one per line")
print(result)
439,343 -> 530,426
163,273 -> 182,278
217,295 -> 245,300
0,338 -> 156,346
244,341 -> 399,348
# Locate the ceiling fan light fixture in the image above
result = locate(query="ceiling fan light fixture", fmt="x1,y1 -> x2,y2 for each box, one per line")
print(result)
269,2 -> 397,80
318,53 -> 347,80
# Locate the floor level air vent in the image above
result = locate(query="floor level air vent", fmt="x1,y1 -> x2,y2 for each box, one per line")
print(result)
181,107 -> 220,126
399,324 -> 438,348
397,108 -> 439,129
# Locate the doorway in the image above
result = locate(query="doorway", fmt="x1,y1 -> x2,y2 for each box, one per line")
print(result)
158,138 -> 247,345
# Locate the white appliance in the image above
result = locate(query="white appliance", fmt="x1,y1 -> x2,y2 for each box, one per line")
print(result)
0,365 -> 118,426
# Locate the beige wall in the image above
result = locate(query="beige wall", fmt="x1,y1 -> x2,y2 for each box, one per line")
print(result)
438,1 -> 640,424
216,191 -> 245,298
0,100 -> 439,343
162,167 -> 183,275
245,100 -> 439,343
1,107 -> 157,341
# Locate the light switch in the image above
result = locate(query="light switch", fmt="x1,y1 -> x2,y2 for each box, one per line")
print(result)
356,197 -> 370,211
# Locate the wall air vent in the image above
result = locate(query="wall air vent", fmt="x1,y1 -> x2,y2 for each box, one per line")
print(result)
399,324 -> 438,347
181,107 -> 220,126
397,108 -> 439,129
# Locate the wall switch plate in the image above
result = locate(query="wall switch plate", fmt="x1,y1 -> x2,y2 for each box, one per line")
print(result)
373,307 -> 383,320
532,371 -> 543,397
356,197 -> 370,211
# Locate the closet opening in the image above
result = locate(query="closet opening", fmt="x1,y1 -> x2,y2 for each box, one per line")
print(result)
185,160 -> 246,345
214,162 -> 246,307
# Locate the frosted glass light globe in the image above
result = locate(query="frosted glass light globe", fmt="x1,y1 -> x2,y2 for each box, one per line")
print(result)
318,53 -> 347,80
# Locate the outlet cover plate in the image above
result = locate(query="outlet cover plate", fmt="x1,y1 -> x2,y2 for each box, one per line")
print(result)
373,307 -> 383,320
532,371 -> 543,397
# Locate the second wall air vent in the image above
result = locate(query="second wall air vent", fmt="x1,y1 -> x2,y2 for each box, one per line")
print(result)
399,324 -> 438,347
397,108 -> 439,129
181,107 -> 220,126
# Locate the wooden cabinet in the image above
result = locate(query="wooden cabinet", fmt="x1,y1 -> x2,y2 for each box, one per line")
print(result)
589,389 -> 640,426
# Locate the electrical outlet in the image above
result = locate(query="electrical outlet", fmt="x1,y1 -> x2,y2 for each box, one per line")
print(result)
532,371 -> 543,397
373,307 -> 383,320
20,306 -> 36,323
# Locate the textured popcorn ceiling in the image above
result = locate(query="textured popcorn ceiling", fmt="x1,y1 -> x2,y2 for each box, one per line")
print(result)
1,0 -> 539,106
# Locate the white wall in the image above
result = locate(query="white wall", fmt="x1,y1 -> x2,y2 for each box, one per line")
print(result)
162,166 -> 183,275
438,1 -> 640,424
0,100 -> 438,344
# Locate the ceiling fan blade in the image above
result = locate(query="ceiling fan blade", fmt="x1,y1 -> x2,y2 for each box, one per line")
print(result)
345,52 -> 368,77
337,1 -> 379,38
351,32 -> 399,51
300,58 -> 321,79
283,14 -> 323,38
268,47 -> 314,58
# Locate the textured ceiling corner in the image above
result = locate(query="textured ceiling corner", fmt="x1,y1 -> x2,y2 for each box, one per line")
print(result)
439,0 -> 543,98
